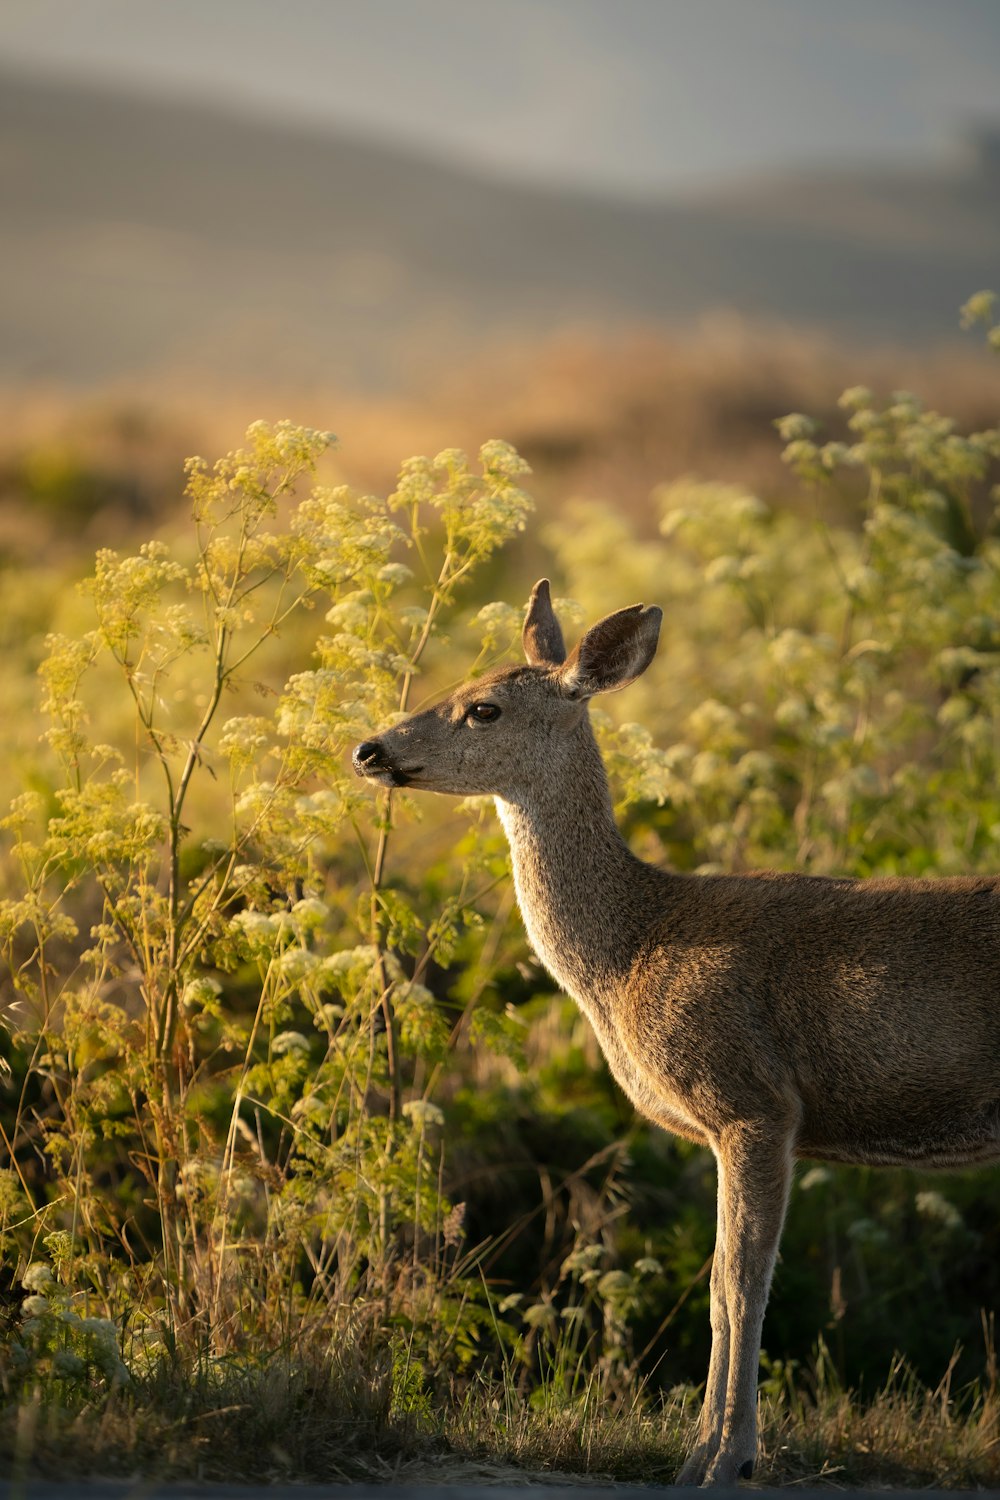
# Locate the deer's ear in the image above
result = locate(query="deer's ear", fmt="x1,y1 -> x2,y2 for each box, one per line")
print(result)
523,578 -> 567,667
558,604 -> 662,697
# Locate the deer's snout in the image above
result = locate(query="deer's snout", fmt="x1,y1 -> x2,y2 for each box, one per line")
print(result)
352,739 -> 387,775
353,735 -> 424,789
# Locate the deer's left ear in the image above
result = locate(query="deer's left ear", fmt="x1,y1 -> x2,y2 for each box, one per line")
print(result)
523,579 -> 567,667
558,604 -> 662,698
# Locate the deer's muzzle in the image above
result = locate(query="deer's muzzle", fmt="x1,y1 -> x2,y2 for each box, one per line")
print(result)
352,739 -> 420,788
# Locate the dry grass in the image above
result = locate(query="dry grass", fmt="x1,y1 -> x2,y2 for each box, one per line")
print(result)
4,1340 -> 999,1490
2,1326 -> 438,1487
754,1362 -> 1000,1489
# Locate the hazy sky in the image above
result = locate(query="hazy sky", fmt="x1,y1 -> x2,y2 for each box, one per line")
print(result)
3,0 -> 999,194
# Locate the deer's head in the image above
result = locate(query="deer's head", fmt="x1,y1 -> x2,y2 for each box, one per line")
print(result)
352,581 -> 662,800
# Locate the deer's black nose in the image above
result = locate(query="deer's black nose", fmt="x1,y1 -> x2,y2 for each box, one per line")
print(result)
353,739 -> 386,771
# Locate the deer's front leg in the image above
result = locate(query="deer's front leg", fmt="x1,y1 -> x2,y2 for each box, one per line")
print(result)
676,1159 -> 730,1486
702,1121 -> 793,1487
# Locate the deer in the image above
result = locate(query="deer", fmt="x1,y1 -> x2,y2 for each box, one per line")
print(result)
352,579 -> 1000,1487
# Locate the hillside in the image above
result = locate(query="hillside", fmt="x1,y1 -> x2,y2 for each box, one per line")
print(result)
2,68 -> 999,391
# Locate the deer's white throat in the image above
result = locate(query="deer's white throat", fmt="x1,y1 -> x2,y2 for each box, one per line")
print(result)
494,716 -> 652,1016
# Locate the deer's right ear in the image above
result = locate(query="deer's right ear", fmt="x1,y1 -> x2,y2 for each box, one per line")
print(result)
523,578 -> 567,667
558,603 -> 662,698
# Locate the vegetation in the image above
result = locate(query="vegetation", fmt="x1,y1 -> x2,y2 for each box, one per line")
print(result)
2,297 -> 1000,1487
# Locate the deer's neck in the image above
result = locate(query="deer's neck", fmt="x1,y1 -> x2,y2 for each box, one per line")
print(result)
495,714 -> 655,1016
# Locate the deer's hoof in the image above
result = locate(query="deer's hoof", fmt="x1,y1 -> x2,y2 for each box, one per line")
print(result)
675,1450 -> 709,1486
702,1450 -> 755,1486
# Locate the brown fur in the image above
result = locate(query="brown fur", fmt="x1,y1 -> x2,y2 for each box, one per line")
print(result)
353,580 -> 1000,1487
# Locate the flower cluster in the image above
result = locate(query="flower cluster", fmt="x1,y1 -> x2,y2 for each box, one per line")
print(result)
8,1262 -> 129,1393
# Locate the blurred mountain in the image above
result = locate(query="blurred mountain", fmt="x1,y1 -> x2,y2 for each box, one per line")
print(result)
2,68 -> 999,391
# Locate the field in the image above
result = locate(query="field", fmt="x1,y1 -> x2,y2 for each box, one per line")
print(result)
2,303 -> 1000,1487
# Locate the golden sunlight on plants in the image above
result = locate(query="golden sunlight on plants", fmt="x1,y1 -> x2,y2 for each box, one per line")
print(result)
2,299 -> 1000,1486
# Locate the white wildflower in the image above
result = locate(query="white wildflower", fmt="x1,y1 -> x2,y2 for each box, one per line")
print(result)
272,1031 -> 311,1056
22,1262 -> 55,1292
402,1099 -> 445,1129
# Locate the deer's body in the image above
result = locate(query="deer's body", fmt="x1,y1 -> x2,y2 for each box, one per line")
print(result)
498,709 -> 1000,1171
354,582 -> 1000,1486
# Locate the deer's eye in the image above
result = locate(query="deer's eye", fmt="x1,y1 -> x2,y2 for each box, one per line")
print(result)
466,702 -> 501,724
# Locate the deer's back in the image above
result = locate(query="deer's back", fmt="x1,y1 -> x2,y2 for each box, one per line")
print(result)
619,869 -> 1000,1166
